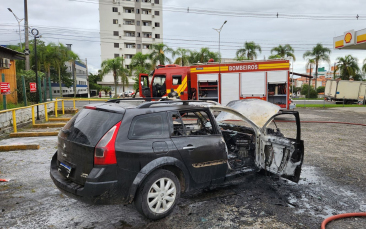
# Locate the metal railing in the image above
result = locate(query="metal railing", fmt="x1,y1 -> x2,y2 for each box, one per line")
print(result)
0,98 -> 109,133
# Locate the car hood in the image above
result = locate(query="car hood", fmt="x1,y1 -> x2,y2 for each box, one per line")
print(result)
215,99 -> 281,128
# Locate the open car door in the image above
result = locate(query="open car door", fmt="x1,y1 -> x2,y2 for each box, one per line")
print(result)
139,73 -> 151,98
212,99 -> 304,183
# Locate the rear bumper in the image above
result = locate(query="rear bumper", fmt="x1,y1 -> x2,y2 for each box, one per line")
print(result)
50,152 -> 120,205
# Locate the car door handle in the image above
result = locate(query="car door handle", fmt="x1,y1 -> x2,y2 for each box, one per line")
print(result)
183,146 -> 195,150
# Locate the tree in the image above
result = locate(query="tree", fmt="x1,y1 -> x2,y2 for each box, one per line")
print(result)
317,86 -> 325,93
172,48 -> 190,66
336,55 -> 360,80
101,86 -> 111,96
88,73 -> 103,92
100,56 -> 125,97
303,43 -> 331,88
149,43 -> 173,67
188,48 -> 220,63
130,52 -> 151,70
305,58 -> 316,81
236,41 -> 262,60
363,58 -> 366,74
118,59 -> 130,97
269,44 -> 296,61
301,84 -> 317,98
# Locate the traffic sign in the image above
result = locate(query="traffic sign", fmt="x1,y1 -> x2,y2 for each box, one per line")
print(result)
0,82 -> 10,95
30,82 -> 37,93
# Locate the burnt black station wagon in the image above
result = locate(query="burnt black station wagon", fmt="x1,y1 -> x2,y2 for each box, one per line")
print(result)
50,99 -> 304,220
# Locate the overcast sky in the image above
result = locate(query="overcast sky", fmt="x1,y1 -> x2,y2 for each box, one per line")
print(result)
1,0 -> 365,74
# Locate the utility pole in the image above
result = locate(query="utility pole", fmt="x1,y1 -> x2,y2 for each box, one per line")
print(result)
24,0 -> 30,70
213,20 -> 227,91
86,58 -> 90,98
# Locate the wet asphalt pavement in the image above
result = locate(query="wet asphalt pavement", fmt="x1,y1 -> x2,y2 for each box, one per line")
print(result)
0,107 -> 366,229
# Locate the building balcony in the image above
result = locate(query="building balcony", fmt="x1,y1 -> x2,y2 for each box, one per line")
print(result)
123,13 -> 135,20
141,14 -> 152,21
141,26 -> 152,33
123,25 -> 136,31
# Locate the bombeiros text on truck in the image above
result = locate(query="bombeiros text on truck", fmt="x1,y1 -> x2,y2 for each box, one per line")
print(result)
139,59 -> 295,109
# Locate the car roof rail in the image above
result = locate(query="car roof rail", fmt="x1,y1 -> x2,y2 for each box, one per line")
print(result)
137,100 -> 219,108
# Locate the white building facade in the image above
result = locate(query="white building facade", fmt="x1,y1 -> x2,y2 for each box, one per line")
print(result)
99,0 -> 163,95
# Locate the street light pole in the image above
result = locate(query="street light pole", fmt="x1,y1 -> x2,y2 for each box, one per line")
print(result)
213,20 -> 227,64
7,8 -> 23,51
32,29 -> 40,120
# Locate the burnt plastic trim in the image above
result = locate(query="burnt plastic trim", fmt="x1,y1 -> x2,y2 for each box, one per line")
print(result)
127,156 -> 190,203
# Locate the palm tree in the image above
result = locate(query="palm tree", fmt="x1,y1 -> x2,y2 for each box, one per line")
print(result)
118,58 -> 130,97
130,52 -> 151,70
303,43 -> 331,88
40,43 -> 56,100
305,58 -> 315,83
336,55 -> 360,80
149,43 -> 173,67
100,56 -> 125,97
362,58 -> 366,74
188,48 -> 220,63
172,48 -> 190,66
269,44 -> 296,61
236,41 -> 262,60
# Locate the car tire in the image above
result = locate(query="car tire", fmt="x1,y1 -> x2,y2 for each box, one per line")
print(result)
134,169 -> 181,220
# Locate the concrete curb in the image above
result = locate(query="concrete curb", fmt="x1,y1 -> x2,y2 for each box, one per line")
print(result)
33,123 -> 66,128
48,118 -> 71,122
0,144 -> 40,151
9,132 -> 59,138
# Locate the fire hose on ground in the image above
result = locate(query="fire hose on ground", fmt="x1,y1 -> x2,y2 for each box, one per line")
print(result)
321,212 -> 366,229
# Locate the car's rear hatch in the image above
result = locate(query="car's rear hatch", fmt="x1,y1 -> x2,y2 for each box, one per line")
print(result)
57,104 -> 125,185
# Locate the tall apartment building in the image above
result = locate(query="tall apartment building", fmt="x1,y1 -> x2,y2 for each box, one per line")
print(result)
98,0 -> 163,95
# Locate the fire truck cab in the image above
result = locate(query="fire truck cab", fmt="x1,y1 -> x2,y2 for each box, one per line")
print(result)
139,60 -> 294,109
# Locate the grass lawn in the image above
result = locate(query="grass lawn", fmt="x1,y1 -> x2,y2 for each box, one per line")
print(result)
293,98 -> 324,100
0,102 -> 26,111
296,104 -> 364,108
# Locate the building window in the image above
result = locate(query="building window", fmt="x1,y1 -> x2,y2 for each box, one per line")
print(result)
124,20 -> 134,25
142,21 -> 151,26
143,44 -> 150,49
125,8 -> 134,13
113,31 -> 119,36
155,11 -> 160,16
114,43 -> 119,48
155,22 -> 160,27
155,34 -> 160,39
172,75 -> 182,85
154,0 -> 159,3
112,7 -> 118,12
114,54 -> 119,58
125,65 -> 130,69
136,21 -> 140,26
125,43 -> 136,48
137,44 -> 141,49
136,9 -> 140,14
113,19 -> 118,24
137,32 -> 140,37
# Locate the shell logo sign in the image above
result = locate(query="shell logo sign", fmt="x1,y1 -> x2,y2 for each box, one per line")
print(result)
344,32 -> 353,43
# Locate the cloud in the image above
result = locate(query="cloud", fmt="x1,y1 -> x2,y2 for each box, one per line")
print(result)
1,0 -> 365,74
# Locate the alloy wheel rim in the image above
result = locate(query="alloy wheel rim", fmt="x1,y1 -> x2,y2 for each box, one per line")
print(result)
147,177 -> 176,214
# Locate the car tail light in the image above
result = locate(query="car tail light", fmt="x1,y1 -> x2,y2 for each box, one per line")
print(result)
94,121 -> 121,165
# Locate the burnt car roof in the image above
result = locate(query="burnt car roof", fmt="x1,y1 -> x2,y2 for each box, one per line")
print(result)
86,102 -> 211,114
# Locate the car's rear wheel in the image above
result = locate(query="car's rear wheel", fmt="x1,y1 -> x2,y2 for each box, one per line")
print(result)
134,169 -> 180,220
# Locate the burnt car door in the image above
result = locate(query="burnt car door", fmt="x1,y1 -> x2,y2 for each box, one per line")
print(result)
212,99 -> 304,183
169,110 -> 228,184
257,111 -> 304,183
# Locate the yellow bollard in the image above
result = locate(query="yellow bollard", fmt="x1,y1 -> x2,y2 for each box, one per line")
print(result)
55,101 -> 58,117
73,100 -> 76,109
44,104 -> 48,122
12,110 -> 17,133
62,100 -> 65,115
32,106 -> 35,125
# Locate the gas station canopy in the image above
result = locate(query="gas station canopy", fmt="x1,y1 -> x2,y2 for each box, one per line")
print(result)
334,28 -> 366,50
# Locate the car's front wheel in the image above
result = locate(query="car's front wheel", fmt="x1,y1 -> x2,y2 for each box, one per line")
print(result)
134,169 -> 180,220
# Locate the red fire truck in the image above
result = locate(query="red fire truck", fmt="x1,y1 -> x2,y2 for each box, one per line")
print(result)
139,60 -> 294,109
